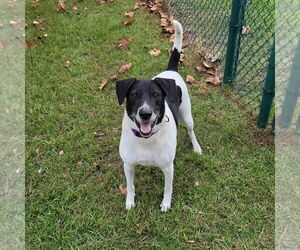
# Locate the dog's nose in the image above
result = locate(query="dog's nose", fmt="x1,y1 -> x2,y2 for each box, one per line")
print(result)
139,109 -> 152,120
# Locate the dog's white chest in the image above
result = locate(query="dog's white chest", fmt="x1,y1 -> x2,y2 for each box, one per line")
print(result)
119,106 -> 177,168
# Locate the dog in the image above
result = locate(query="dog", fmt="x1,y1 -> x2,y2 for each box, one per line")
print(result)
116,20 -> 202,212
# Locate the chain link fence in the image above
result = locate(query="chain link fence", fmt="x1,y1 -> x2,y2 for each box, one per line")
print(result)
164,0 -> 280,128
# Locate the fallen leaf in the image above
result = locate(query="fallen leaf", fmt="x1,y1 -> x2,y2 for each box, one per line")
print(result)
136,229 -> 143,235
109,74 -> 118,80
186,75 -> 196,84
160,18 -> 168,27
180,53 -> 185,63
72,6 -> 78,11
94,131 -> 105,137
35,148 -> 40,154
99,80 -> 108,90
242,26 -> 251,35
59,150 -> 64,156
118,62 -> 132,74
133,4 -> 139,9
119,184 -> 128,195
72,97 -> 76,104
194,181 -> 200,187
187,240 -> 196,243
204,76 -> 222,86
148,48 -> 161,56
124,11 -> 134,17
91,162 -> 100,170
196,65 -> 215,75
56,0 -> 67,12
26,40 -> 35,48
31,0 -> 39,8
63,173 -> 70,179
36,23 -> 45,30
165,26 -> 174,34
63,61 -> 70,67
123,18 -> 135,26
118,38 -> 131,50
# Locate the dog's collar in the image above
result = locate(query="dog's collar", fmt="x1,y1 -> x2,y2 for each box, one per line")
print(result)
131,115 -> 170,139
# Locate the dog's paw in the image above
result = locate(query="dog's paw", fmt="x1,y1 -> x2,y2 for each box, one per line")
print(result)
125,201 -> 135,210
193,144 -> 202,155
160,202 -> 171,212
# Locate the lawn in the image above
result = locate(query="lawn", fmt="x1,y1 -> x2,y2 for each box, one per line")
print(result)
25,0 -> 274,248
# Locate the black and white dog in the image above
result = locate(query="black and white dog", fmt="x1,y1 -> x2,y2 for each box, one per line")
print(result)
116,20 -> 202,212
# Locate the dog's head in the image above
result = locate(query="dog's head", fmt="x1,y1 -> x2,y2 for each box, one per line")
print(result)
116,78 -> 180,137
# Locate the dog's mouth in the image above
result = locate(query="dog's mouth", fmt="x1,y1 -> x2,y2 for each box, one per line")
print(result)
134,118 -> 157,137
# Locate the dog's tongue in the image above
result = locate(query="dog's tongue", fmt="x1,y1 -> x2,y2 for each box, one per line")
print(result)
140,123 -> 151,134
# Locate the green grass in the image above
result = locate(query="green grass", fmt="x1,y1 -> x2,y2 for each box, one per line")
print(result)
26,0 -> 274,248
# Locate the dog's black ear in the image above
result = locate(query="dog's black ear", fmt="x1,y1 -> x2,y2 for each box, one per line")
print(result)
153,77 -> 178,104
116,78 -> 136,105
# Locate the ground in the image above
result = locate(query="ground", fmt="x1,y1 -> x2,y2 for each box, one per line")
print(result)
25,0 -> 274,248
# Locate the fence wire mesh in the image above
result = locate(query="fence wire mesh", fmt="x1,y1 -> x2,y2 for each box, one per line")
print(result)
164,0 -> 275,112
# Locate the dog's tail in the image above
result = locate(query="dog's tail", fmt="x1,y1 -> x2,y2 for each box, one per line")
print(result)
166,20 -> 183,72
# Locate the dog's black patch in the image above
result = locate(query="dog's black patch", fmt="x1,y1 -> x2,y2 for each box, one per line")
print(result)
116,78 -> 182,128
166,48 -> 180,72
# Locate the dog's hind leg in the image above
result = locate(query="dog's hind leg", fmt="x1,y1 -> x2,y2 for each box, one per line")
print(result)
124,162 -> 135,210
179,101 -> 202,154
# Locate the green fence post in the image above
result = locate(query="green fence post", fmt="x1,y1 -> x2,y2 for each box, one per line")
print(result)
223,0 -> 246,84
279,34 -> 300,128
257,43 -> 275,128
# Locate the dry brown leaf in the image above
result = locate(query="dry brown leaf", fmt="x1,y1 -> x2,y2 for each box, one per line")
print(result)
118,62 -> 132,74
204,76 -> 222,86
36,23 -> 45,30
242,26 -> 251,35
187,240 -> 196,243
72,6 -> 78,11
59,150 -> 64,156
109,74 -> 119,80
63,173 -> 70,179
26,40 -> 35,48
91,162 -> 99,169
94,131 -> 105,137
123,18 -> 135,26
160,18 -> 168,27
118,38 -> 132,50
63,61 -> 70,67
136,229 -> 143,235
124,11 -> 134,17
164,26 -> 174,34
180,53 -> 184,63
148,48 -> 161,56
196,65 -> 215,75
56,0 -> 67,12
72,97 -> 77,104
186,75 -> 196,84
133,4 -> 139,9
194,181 -> 200,187
31,0 -> 39,8
99,80 -> 108,90
119,184 -> 128,195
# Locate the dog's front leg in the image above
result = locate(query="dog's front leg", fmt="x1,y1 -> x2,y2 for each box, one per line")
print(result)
160,163 -> 174,212
124,162 -> 135,210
